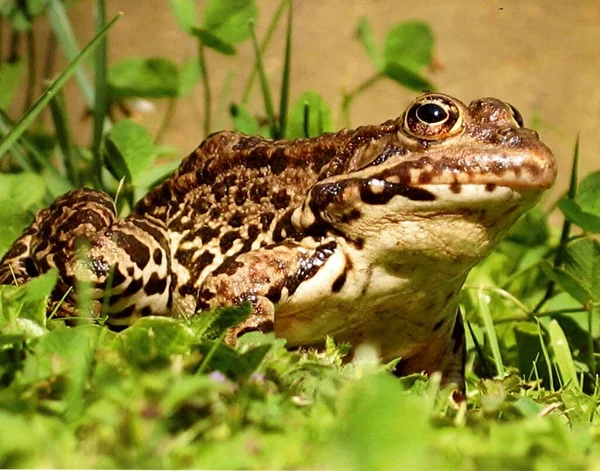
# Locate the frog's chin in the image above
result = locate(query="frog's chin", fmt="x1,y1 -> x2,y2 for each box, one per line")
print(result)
344,184 -> 541,269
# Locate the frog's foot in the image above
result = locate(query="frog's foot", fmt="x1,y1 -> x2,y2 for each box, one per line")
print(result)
224,295 -> 276,345
394,310 -> 466,391
0,189 -> 171,325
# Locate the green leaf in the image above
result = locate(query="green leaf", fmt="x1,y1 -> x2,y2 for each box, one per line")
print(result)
548,319 -> 579,389
0,172 -> 46,209
177,58 -> 202,96
203,0 -> 258,44
167,0 -> 198,32
557,199 -> 600,233
230,103 -> 259,135
0,13 -> 122,158
196,303 -> 252,340
117,317 -> 196,367
576,171 -> 600,216
108,57 -> 179,98
356,17 -> 383,70
134,159 -> 180,189
540,238 -> 600,304
382,62 -> 434,92
104,119 -> 156,184
0,60 -> 25,110
383,20 -> 434,72
15,269 -> 58,303
287,91 -> 333,139
190,28 -> 236,55
0,204 -> 33,258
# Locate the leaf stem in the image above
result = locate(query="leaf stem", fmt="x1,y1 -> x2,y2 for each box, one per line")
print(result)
341,73 -> 382,127
92,0 -> 108,189
25,28 -> 36,112
249,21 -> 278,137
155,97 -> 178,143
589,304 -> 597,378
241,0 -> 287,105
278,0 -> 292,138
533,137 -> 579,313
198,43 -> 212,136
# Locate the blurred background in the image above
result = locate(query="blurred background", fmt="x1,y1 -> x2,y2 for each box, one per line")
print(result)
4,0 -> 599,200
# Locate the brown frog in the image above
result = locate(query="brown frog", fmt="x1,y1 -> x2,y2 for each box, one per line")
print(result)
0,93 -> 556,386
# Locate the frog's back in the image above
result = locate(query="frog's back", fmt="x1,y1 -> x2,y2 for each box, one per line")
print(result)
133,124 -> 399,305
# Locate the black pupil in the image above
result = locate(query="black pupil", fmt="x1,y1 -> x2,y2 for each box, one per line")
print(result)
416,103 -> 448,124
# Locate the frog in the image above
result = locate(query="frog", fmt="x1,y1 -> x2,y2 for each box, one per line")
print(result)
0,93 -> 556,386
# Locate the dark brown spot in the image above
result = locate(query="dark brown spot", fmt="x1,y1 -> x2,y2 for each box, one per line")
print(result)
340,208 -> 361,223
433,319 -> 445,332
112,231 -> 150,270
418,172 -> 432,184
234,189 -> 247,206
209,207 -> 221,219
266,285 -> 282,303
286,241 -> 337,295
194,199 -> 211,215
113,268 -> 127,286
110,303 -> 136,320
198,226 -> 220,244
153,248 -> 163,265
331,271 -> 346,292
144,272 -> 167,296
228,211 -> 244,228
197,251 -> 215,271
359,179 -> 435,204
213,256 -> 244,276
250,183 -> 269,203
141,306 -> 153,316
270,147 -> 289,175
260,212 -> 275,231
212,181 -> 228,202
122,277 -> 144,297
485,183 -> 497,192
272,189 -> 291,210
220,230 -> 240,252
246,146 -> 270,169
450,181 -> 461,194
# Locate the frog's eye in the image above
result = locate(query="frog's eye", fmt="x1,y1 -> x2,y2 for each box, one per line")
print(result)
507,103 -> 524,127
403,95 -> 463,141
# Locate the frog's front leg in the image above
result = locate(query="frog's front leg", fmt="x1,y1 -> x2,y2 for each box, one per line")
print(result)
198,238 -> 340,344
394,309 -> 466,390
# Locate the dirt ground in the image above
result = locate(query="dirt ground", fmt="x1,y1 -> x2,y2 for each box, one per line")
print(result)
6,1 -> 600,200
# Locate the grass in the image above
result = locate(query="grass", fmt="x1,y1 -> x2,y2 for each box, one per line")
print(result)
1,1 -> 600,469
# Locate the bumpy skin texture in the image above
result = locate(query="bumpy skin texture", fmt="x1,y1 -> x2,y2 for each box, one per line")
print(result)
0,94 -> 556,386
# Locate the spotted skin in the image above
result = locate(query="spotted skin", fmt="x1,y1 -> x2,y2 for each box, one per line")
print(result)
0,94 -> 556,386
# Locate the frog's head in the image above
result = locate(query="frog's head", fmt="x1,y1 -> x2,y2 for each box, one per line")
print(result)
293,93 -> 556,269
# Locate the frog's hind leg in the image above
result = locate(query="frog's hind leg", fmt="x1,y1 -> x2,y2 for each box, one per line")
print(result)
0,189 -> 172,325
0,223 -> 40,286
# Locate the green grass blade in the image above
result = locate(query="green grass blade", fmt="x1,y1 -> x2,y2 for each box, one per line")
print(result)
278,0 -> 292,138
249,21 -> 278,138
46,0 -> 95,107
537,321 -> 555,390
48,90 -> 80,186
0,13 -> 122,159
92,0 -> 109,184
241,0 -> 287,104
548,319 -> 580,390
477,288 -> 505,377
534,136 -> 579,312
